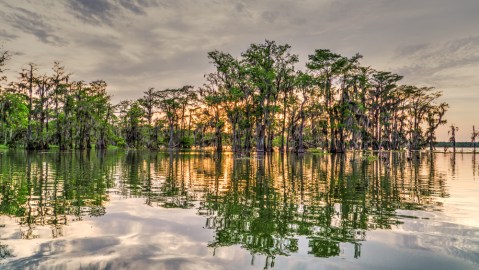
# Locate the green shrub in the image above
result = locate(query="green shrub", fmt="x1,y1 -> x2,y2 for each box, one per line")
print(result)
180,136 -> 194,148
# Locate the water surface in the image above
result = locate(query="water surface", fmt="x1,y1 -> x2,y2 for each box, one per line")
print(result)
0,150 -> 478,269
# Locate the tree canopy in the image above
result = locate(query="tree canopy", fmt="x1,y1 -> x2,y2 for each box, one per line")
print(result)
0,41 -> 449,152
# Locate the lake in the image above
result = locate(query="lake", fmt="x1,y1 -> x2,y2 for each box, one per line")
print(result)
0,150 -> 478,269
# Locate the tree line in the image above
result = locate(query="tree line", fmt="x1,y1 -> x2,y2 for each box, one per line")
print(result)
0,41 -> 451,152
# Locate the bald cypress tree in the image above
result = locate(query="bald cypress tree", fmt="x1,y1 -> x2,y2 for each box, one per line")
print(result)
472,126 -> 478,153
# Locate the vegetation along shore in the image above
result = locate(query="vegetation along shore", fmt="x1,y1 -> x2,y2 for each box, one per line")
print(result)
2,41 -> 477,153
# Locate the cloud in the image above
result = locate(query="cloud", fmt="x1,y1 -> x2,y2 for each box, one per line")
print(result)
261,11 -> 278,23
117,0 -> 162,14
394,43 -> 431,58
67,0 -> 119,25
2,200 -> 226,270
2,4 -> 66,45
66,0 -> 163,25
0,29 -> 18,41
393,36 -> 479,85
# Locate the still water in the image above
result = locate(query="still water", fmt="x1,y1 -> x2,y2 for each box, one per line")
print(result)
0,150 -> 478,269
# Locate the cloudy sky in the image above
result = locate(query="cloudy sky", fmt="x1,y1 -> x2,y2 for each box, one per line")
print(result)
1,0 -> 478,141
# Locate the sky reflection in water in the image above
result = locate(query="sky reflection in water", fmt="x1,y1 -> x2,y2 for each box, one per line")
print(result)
0,150 -> 478,269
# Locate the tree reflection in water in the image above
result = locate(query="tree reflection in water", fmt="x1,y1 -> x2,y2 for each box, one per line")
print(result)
0,151 -> 114,240
195,152 -> 448,268
0,150 -> 449,267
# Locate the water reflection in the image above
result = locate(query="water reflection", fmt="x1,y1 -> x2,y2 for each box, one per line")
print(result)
0,151 -> 114,239
197,153 -> 448,267
0,150 -> 469,268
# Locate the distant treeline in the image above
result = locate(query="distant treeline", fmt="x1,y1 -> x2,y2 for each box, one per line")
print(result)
435,142 -> 478,148
0,41 -> 453,152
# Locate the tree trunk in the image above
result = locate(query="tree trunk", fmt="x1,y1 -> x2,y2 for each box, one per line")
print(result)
280,98 -> 287,152
168,122 -> 175,149
27,66 -> 34,150
215,122 -> 222,152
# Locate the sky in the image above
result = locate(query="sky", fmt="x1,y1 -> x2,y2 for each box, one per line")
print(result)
0,0 -> 478,141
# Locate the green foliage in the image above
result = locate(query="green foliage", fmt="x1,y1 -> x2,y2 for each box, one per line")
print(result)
0,92 -> 29,145
272,136 -> 282,147
0,42 -> 449,151
364,155 -> 378,162
180,136 -> 194,148
113,135 -> 127,148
